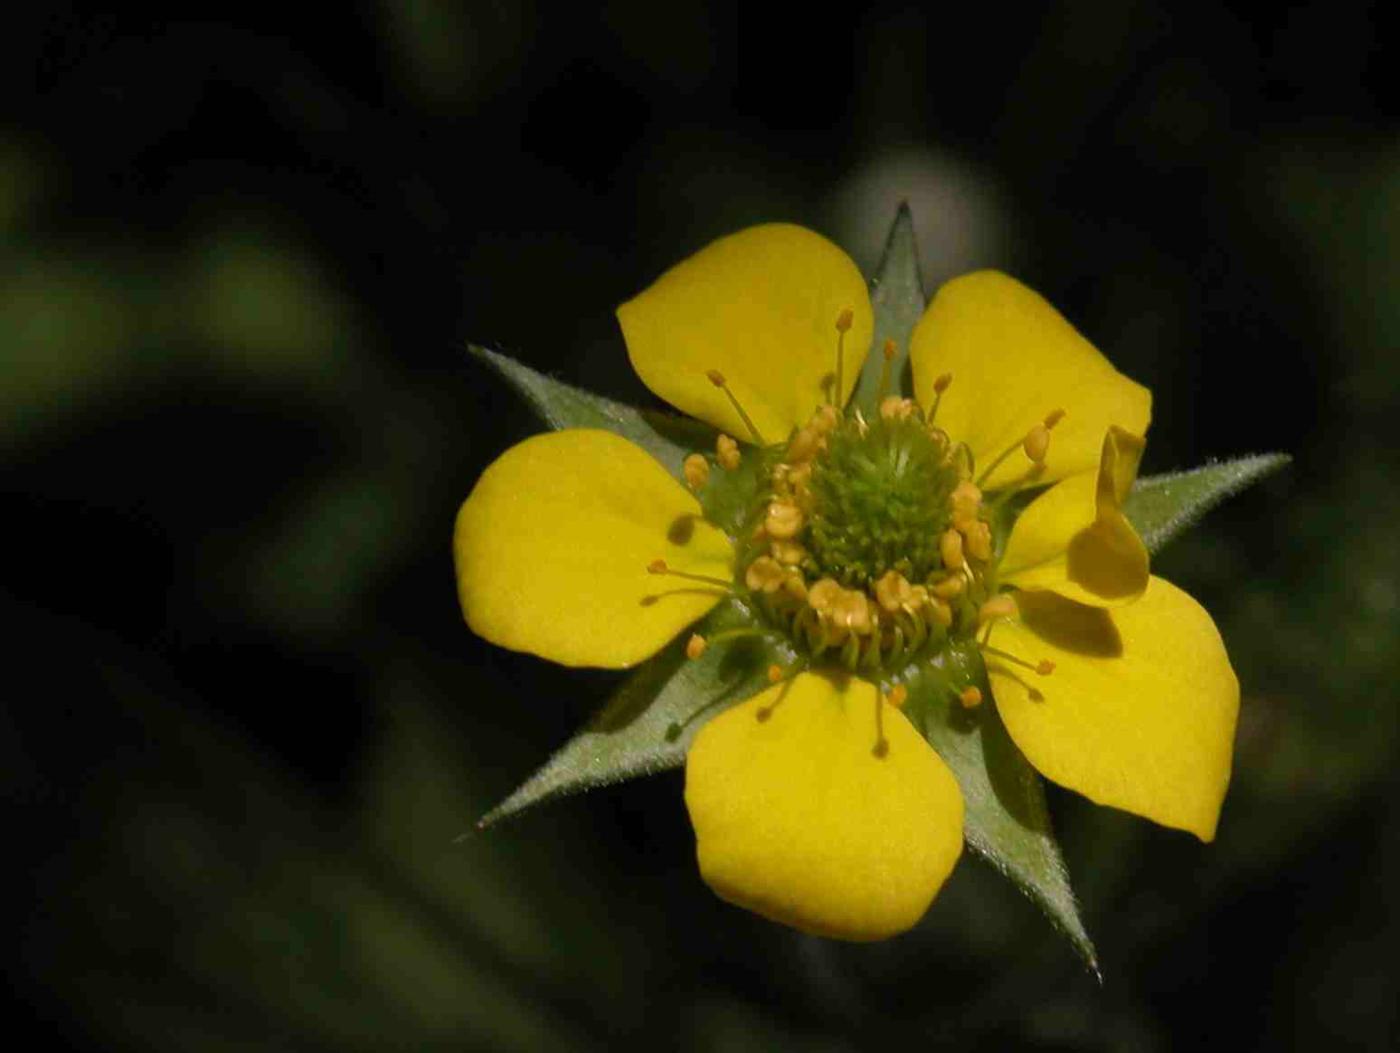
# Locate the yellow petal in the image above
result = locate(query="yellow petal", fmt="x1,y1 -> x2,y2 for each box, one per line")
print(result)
454,429 -> 733,669
999,427 -> 1149,607
684,673 -> 963,941
910,271 -> 1151,488
987,578 -> 1239,840
617,224 -> 873,441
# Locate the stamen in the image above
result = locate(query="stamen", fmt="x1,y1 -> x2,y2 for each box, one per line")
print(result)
764,500 -> 805,540
977,409 -> 1066,486
647,558 -> 732,589
832,308 -> 854,407
928,372 -> 952,421
830,588 -> 874,635
958,686 -> 983,709
932,573 -> 966,600
767,663 -> 785,683
756,673 -> 797,722
874,569 -> 914,613
786,426 -> 821,464
683,453 -> 710,491
810,404 -> 840,436
706,370 -> 766,445
939,528 -> 964,570
744,555 -> 787,593
876,338 -> 897,401
982,645 -> 1056,677
879,395 -> 915,421
873,690 -> 889,757
949,480 -> 982,532
770,539 -> 807,566
964,519 -> 993,562
685,634 -> 707,659
716,433 -> 742,471
807,578 -> 842,613
930,597 -> 954,628
977,593 -> 1019,629
885,683 -> 909,709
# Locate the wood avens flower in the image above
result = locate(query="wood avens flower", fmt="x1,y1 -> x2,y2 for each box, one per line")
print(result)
456,220 -> 1260,949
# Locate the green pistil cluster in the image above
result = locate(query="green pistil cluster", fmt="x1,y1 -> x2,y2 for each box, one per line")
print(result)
806,414 -> 959,588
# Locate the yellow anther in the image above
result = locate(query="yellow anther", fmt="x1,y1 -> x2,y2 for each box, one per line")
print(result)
716,433 -> 741,471
786,426 -> 822,464
1036,659 -> 1056,676
807,578 -> 842,612
1020,410 -> 1064,465
949,479 -> 982,531
926,427 -> 950,457
875,339 -> 899,401
745,555 -> 787,593
977,593 -> 1019,627
771,539 -> 807,566
879,395 -> 915,421
765,500 -> 805,539
706,369 -> 726,387
685,634 -> 707,660
786,460 -> 813,494
647,558 -> 668,574
874,569 -> 914,613
683,453 -> 710,490
959,686 -> 983,709
781,571 -> 809,602
810,404 -> 840,435
907,584 -> 931,611
930,597 -> 954,627
933,372 -> 953,394
939,528 -> 964,569
767,663 -> 785,684
964,519 -> 993,562
830,588 -> 874,635
835,307 -> 854,332
1023,423 -> 1051,464
885,683 -> 909,709
932,574 -> 966,600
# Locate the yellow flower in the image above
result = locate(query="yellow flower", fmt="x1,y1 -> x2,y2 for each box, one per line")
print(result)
454,224 -> 1239,942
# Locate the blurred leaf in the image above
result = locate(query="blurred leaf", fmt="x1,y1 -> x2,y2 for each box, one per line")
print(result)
469,343 -> 714,483
1126,454 -> 1291,554
183,227 -> 356,380
903,644 -> 1097,974
0,257 -> 137,444
851,203 -> 923,411
479,599 -> 789,827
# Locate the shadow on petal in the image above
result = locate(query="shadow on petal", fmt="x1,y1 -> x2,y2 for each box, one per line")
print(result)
1015,590 -> 1123,658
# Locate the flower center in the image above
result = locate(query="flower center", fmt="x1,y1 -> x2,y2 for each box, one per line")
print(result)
664,327 -> 1064,729
805,410 -> 960,588
727,392 -> 993,675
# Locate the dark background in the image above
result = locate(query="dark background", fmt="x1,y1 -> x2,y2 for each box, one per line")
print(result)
5,3 -> 1398,1050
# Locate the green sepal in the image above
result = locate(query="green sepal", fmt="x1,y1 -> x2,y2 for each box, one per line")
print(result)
477,599 -> 790,829
467,343 -> 714,484
900,645 -> 1098,974
850,203 -> 923,411
1126,454 -> 1291,554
